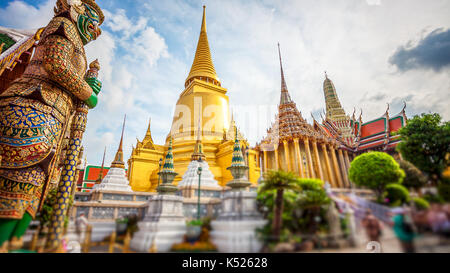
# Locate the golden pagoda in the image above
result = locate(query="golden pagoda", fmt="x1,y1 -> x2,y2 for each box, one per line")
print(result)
127,6 -> 261,192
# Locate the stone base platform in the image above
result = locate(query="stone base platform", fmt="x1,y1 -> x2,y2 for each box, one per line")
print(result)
130,194 -> 186,252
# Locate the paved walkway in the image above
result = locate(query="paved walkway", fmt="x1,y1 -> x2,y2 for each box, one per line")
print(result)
306,223 -> 450,253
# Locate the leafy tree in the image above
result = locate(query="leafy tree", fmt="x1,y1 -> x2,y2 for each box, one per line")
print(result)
397,159 -> 427,191
296,179 -> 330,234
397,113 -> 450,183
296,179 -> 330,209
348,152 -> 405,198
258,170 -> 301,242
384,184 -> 410,207
256,189 -> 298,243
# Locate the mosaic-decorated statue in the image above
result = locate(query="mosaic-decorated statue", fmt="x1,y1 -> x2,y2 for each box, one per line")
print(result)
0,0 -> 104,252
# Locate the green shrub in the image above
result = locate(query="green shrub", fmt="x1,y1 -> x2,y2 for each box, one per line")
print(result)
187,219 -> 203,226
384,184 -> 410,206
297,178 -> 324,191
412,197 -> 430,211
349,152 -> 405,198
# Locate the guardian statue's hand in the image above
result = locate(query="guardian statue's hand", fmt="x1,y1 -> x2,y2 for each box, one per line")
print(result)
86,77 -> 102,95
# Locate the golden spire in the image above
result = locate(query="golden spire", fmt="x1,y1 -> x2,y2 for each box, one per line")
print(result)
96,147 -> 106,184
278,43 -> 292,104
144,118 -> 153,142
110,115 -> 126,169
185,6 -> 220,87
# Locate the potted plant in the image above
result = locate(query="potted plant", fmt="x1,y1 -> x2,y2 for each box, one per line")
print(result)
115,217 -> 128,235
186,219 -> 203,243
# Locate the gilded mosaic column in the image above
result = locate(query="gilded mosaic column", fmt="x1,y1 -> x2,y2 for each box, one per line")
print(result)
283,140 -> 291,172
321,143 -> 336,188
312,141 -> 324,182
46,102 -> 88,250
263,150 -> 268,172
274,144 -> 279,170
294,138 -> 304,178
330,146 -> 344,188
304,138 -> 315,178
338,149 -> 349,188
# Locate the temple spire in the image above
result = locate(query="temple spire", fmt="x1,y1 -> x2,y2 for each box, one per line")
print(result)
278,43 -> 292,104
192,105 -> 206,161
162,138 -> 175,172
323,73 -> 346,119
96,147 -> 107,184
146,118 -> 151,137
185,6 -> 220,87
231,127 -> 246,167
110,114 -> 126,169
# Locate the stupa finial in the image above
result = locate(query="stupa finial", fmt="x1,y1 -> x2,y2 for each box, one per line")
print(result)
157,137 -> 178,194
110,114 -> 126,169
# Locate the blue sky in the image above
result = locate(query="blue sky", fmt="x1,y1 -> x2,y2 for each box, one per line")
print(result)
1,0 -> 450,167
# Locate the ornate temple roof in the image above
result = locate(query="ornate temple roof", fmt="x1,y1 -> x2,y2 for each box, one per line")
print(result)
259,44 -> 332,148
0,27 -> 43,93
185,6 -> 220,87
353,103 -> 406,152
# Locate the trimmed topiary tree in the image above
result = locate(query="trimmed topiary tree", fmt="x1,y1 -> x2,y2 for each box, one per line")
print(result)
349,151 -> 405,198
384,184 -> 410,206
412,197 -> 430,211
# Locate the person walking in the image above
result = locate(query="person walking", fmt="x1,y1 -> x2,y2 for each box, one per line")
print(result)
75,213 -> 89,242
390,208 -> 417,253
362,209 -> 383,243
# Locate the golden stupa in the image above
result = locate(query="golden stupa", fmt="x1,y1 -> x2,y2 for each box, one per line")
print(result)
127,6 -> 261,191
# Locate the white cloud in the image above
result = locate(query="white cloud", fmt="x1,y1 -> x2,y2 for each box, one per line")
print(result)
129,26 -> 169,66
0,0 -> 54,29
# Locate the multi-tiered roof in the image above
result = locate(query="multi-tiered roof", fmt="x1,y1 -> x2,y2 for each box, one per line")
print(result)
259,44 -> 334,148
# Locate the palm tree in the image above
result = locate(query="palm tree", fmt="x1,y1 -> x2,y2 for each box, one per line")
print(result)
259,170 -> 301,242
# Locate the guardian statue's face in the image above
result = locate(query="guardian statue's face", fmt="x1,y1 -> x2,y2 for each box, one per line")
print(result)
76,3 -> 101,45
